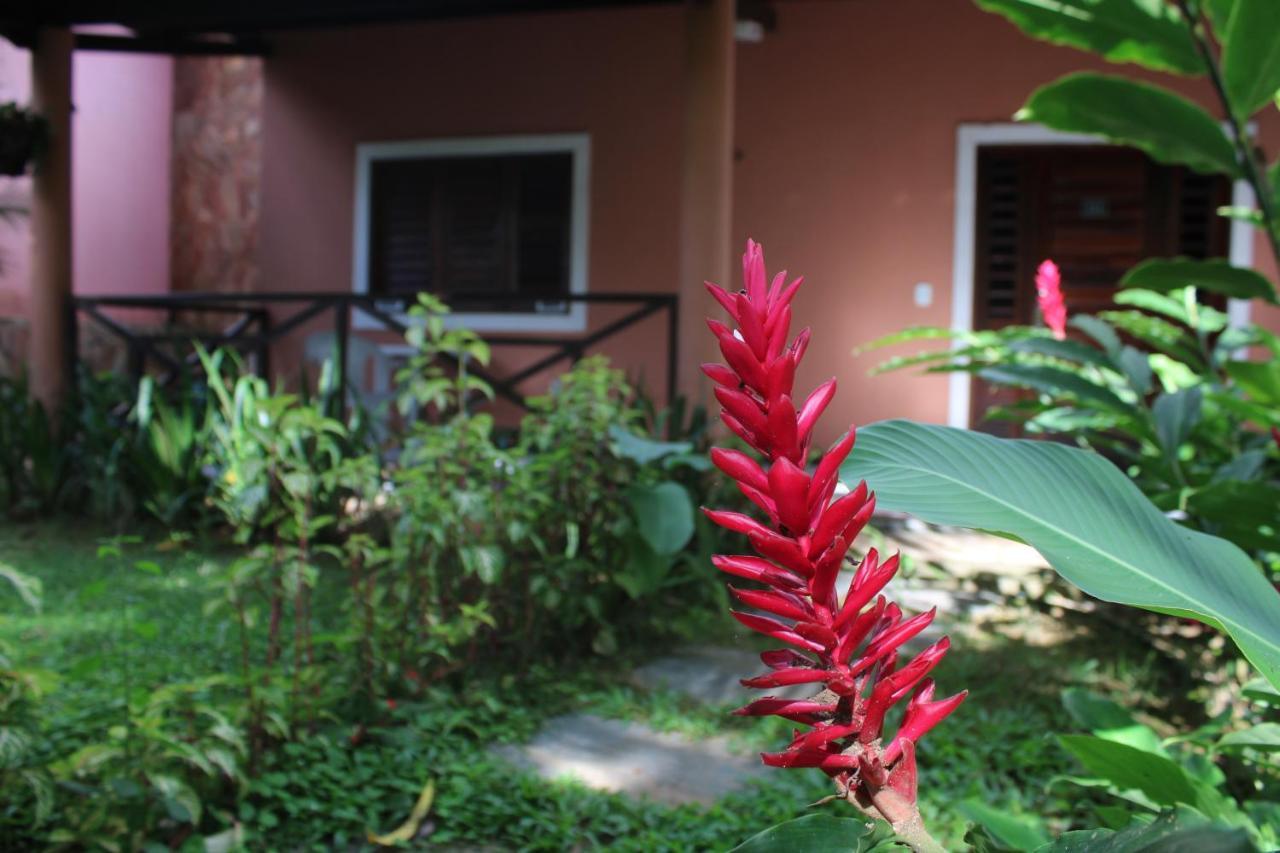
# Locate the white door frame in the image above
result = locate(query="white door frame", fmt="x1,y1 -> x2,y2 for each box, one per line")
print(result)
947,122 -> 1256,428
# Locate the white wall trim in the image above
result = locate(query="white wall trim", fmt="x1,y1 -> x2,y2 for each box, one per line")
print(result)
948,122 -> 1254,428
351,132 -> 591,333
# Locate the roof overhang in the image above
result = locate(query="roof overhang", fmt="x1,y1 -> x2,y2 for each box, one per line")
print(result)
2,0 -> 675,54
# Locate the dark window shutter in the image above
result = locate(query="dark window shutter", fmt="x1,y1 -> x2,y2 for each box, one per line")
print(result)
974,150 -> 1027,327
368,150 -> 574,311
370,159 -> 437,295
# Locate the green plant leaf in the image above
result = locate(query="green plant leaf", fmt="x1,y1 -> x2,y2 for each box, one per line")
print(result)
1121,257 -> 1277,303
1185,480 -> 1280,552
459,545 -> 505,585
1017,73 -> 1239,176
1071,315 -> 1122,356
973,0 -> 1202,75
627,481 -> 695,556
1221,0 -> 1280,118
730,814 -> 896,852
1061,688 -> 1165,755
1057,735 -> 1202,808
1116,346 -> 1153,396
1218,722 -> 1280,752
608,425 -> 693,465
617,536 -> 672,599
1008,337 -> 1112,369
1243,676 -> 1280,704
855,325 -> 959,353
0,562 -> 41,612
840,419 -> 1280,689
1225,359 -> 1280,405
957,799 -> 1051,850
978,364 -> 1133,414
1039,808 -> 1255,852
1153,387 -> 1202,458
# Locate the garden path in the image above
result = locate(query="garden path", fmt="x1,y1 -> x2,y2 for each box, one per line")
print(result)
494,520 -> 1051,806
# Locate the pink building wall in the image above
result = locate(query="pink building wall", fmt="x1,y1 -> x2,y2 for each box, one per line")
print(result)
257,1 -> 1280,437
258,5 -> 687,399
0,40 -> 173,318
734,0 -> 1280,440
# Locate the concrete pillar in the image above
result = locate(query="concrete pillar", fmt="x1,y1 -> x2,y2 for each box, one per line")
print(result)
29,27 -> 74,413
676,0 -> 736,402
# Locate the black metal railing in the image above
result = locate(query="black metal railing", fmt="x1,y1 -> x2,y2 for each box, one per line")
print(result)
69,291 -> 680,410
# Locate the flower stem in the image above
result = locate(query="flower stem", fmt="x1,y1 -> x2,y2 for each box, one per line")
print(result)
847,784 -> 946,853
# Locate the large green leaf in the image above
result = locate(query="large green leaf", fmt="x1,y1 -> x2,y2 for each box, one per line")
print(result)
957,800 -> 1050,851
627,481 -> 694,556
1057,735 -> 1203,809
1040,809 -> 1254,852
1017,73 -> 1239,176
1009,337 -> 1113,369
840,420 -> 1280,689
1121,258 -> 1278,303
1153,387 -> 1202,458
1061,688 -> 1165,755
978,364 -> 1132,413
1186,480 -> 1280,552
1221,0 -> 1280,118
1225,359 -> 1280,406
1218,722 -> 1280,752
973,0 -> 1203,74
608,425 -> 693,465
730,814 -> 897,852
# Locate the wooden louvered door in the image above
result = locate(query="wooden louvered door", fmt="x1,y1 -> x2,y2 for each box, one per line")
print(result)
970,145 -> 1231,433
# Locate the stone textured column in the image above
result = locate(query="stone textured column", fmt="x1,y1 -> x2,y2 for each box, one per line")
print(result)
29,26 -> 74,412
677,0 -> 736,402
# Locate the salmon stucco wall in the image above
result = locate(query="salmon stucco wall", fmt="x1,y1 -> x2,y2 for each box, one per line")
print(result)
733,0 -> 1280,442
0,39 -> 173,320
258,5 -> 687,400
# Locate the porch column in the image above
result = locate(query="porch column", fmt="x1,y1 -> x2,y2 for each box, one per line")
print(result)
29,27 -> 74,413
676,0 -> 736,401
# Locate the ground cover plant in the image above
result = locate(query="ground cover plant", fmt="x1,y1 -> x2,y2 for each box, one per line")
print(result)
2,520 -> 1173,850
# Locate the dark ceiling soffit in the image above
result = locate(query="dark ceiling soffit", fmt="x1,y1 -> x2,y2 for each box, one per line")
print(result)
73,33 -> 271,55
2,0 -> 673,45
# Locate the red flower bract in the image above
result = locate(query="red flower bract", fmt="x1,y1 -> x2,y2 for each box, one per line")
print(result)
1036,258 -> 1068,341
703,239 -> 965,811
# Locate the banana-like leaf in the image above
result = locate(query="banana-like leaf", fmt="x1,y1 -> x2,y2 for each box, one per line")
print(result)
973,0 -> 1203,75
840,419 -> 1280,689
1121,258 -> 1278,303
1017,73 -> 1239,177
978,364 -> 1134,415
730,814 -> 895,852
1220,0 -> 1280,119
1008,337 -> 1113,369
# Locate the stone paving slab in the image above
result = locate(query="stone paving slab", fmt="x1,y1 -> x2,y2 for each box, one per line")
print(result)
492,712 -> 767,806
630,644 -> 813,706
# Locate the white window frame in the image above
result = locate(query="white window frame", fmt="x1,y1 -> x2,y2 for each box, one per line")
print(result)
351,132 -> 591,333
948,122 -> 1255,428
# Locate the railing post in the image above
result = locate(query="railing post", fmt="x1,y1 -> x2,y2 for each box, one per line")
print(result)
666,295 -> 679,408
333,299 -> 349,418
126,341 -> 143,383
64,297 -> 79,391
255,309 -> 271,380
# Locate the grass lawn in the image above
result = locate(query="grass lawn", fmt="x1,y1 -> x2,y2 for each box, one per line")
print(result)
1,522 -> 1173,850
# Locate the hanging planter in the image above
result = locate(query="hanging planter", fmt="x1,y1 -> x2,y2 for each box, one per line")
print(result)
0,102 -> 51,177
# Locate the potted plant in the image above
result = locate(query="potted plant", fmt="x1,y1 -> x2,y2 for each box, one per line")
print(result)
0,102 -> 50,177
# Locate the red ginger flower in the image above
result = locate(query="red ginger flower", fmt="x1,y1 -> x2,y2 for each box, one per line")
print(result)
1036,259 -> 1067,341
703,240 -> 965,827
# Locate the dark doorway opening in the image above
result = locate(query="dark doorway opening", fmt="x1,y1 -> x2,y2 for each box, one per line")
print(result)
970,145 -> 1232,432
